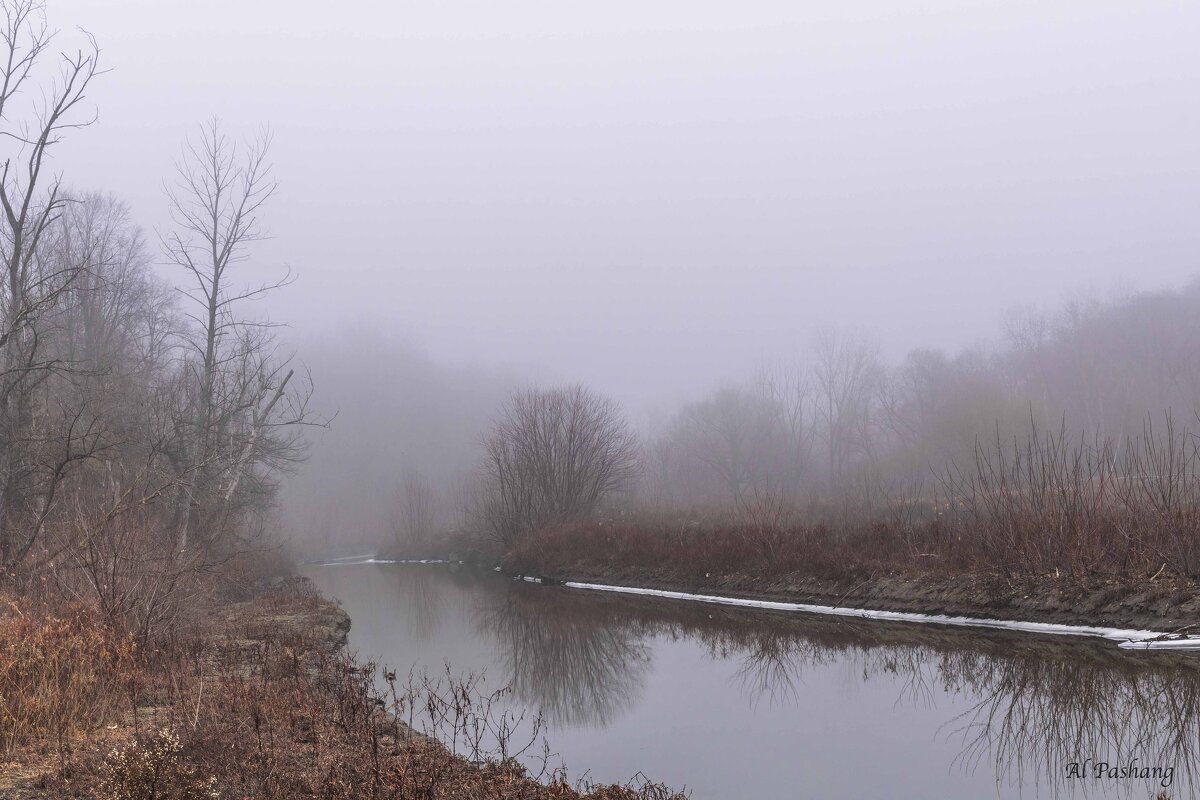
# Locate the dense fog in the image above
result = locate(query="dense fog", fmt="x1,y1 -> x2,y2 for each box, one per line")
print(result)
9,5 -> 1200,798
280,282 -> 1200,552
50,0 -> 1200,402
3,0 -> 1200,558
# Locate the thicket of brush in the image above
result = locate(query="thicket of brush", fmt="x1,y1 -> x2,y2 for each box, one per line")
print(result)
508,418 -> 1200,585
0,596 -> 135,757
378,283 -> 1200,593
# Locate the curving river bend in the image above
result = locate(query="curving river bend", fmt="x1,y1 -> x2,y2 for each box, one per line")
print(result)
305,563 -> 1197,799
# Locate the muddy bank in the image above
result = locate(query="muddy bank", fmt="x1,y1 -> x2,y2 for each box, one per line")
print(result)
217,579 -> 353,653
513,563 -> 1200,634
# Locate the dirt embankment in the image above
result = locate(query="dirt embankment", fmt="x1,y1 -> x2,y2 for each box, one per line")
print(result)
525,563 -> 1200,633
217,581 -> 353,653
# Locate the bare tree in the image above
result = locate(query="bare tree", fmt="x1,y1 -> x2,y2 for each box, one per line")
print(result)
55,193 -> 165,373
663,386 -> 780,507
754,362 -> 815,504
481,384 -> 639,545
0,1 -> 102,568
811,328 -> 883,495
161,118 -> 315,555
392,468 -> 438,549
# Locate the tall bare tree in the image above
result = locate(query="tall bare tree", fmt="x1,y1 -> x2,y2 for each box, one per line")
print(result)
811,328 -> 883,495
162,119 -> 314,554
392,468 -> 438,549
0,1 -> 102,568
664,386 -> 778,506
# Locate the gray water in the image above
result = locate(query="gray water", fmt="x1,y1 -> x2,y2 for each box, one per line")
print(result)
305,563 -> 1198,799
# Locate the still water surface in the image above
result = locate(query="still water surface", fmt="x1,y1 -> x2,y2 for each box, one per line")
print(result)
305,563 -> 1198,799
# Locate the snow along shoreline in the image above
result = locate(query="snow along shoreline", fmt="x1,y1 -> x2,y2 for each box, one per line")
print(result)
559,580 -> 1200,651
305,556 -> 1200,651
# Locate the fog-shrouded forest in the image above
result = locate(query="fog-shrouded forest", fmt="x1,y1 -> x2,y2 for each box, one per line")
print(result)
286,280 -> 1200,583
7,0 -> 1200,796
0,0 -> 1195,583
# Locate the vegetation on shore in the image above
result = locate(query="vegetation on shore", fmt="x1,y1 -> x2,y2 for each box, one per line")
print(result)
2,0 -> 1198,793
390,403 -> 1200,630
372,291 -> 1200,630
506,518 -> 1200,632
1,569 -> 685,799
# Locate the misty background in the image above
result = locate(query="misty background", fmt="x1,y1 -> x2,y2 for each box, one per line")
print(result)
39,1 -> 1200,547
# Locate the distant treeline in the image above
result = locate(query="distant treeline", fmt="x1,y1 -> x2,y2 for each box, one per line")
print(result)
373,281 -> 1200,580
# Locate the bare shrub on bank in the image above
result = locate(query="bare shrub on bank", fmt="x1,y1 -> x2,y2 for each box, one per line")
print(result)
158,597 -> 685,799
101,729 -> 219,800
511,412 -> 1200,585
481,385 -> 639,546
0,596 -> 134,755
940,414 -> 1200,579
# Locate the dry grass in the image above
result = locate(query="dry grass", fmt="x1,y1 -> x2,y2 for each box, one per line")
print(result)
1,577 -> 686,800
0,595 -> 135,757
507,515 -> 957,583
510,421 -> 1200,587
164,643 -> 684,800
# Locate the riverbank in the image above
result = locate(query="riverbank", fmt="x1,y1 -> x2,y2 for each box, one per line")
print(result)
1,574 -> 684,800
499,522 -> 1200,635
308,552 -> 1194,800
526,568 -> 1200,634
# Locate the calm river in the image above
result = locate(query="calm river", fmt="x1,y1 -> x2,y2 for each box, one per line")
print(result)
305,563 -> 1197,799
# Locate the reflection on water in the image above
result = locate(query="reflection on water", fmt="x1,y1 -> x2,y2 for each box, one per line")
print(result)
483,593 -> 651,726
396,565 -> 447,643
307,563 -> 1199,799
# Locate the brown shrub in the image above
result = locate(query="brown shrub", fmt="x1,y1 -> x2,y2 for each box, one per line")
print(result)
167,640 -> 685,800
0,595 -> 135,755
507,515 -> 966,585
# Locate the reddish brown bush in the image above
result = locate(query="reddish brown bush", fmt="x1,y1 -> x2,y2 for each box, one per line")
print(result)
509,422 -> 1200,586
0,595 -> 136,756
508,515 -> 966,585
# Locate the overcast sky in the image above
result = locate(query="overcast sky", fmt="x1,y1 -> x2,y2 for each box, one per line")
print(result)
50,0 -> 1200,411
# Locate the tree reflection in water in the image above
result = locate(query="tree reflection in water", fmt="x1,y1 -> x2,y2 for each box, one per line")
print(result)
389,565 -> 447,643
477,586 -> 652,726
473,577 -> 1200,796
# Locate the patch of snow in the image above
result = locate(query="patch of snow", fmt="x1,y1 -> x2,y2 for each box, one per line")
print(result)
304,553 -> 377,565
560,581 -> 1200,651
309,556 -> 452,566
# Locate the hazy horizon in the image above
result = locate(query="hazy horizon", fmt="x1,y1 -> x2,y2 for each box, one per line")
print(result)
41,0 -> 1200,413
8,6 -> 1200,797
